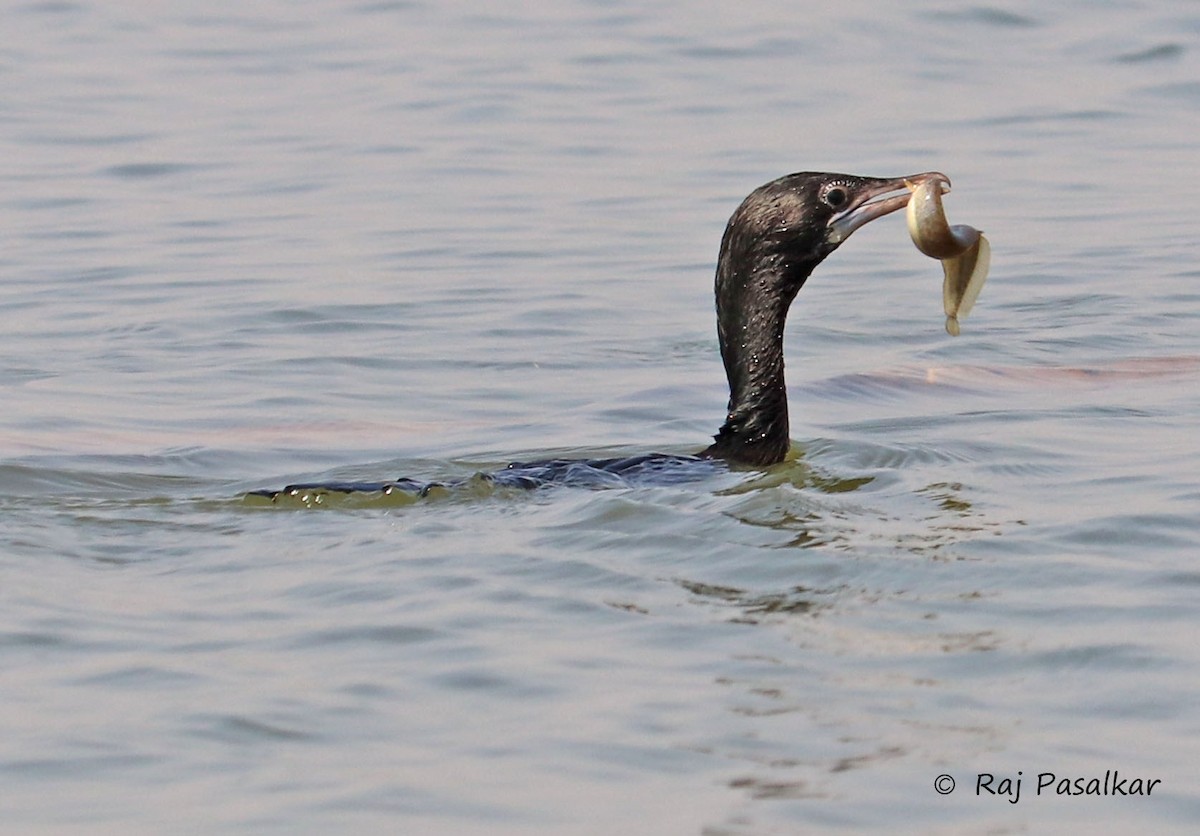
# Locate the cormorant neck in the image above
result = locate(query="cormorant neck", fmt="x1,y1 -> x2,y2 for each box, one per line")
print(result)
704,246 -> 818,467
697,169 -> 932,467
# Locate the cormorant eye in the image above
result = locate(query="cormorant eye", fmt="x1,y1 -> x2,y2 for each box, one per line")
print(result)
823,186 -> 848,209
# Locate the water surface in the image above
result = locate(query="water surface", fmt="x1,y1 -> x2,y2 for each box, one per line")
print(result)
2,1 -> 1199,833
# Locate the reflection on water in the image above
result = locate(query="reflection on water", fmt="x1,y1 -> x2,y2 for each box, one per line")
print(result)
677,579 -> 830,620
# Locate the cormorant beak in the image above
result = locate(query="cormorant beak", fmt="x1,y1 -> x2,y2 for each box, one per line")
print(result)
827,171 -> 950,245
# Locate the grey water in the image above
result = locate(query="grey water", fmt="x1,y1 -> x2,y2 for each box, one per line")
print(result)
2,0 -> 1199,833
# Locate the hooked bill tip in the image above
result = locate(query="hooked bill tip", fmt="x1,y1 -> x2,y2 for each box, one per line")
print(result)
905,172 -> 952,193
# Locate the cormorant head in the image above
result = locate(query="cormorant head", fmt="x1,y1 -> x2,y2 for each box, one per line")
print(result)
720,171 -> 950,280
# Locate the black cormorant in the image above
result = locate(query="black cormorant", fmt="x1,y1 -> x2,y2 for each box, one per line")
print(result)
251,171 -> 945,501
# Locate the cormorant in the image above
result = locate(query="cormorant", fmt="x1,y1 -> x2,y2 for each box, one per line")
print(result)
251,171 -> 945,502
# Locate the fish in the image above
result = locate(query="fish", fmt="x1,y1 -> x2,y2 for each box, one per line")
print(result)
905,176 -> 990,336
